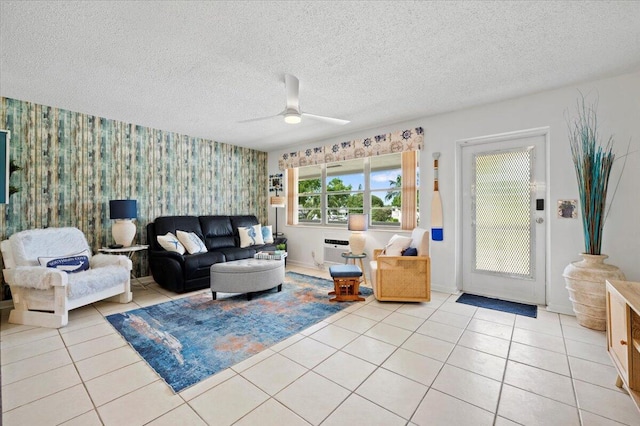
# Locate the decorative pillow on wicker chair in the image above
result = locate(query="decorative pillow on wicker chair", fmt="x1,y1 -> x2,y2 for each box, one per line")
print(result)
157,232 -> 186,254
382,235 -> 413,256
239,225 -> 265,248
38,250 -> 91,273
176,230 -> 207,254
402,247 -> 418,256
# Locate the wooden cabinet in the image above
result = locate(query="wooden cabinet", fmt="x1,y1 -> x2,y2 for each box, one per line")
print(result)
606,279 -> 640,411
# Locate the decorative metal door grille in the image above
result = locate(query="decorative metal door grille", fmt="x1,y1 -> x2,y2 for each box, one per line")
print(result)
472,148 -> 534,279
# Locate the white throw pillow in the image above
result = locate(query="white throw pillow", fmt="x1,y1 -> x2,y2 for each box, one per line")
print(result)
262,225 -> 274,244
38,249 -> 91,273
176,230 -> 207,254
383,234 -> 413,256
238,225 -> 264,248
157,232 -> 186,254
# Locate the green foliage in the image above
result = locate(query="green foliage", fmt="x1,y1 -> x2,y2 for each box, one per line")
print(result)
298,176 -> 403,225
385,175 -> 402,207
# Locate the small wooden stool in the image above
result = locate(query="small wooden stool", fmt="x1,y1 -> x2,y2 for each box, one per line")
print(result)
328,264 -> 365,302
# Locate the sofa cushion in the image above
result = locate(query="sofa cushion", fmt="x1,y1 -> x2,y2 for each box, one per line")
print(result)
155,216 -> 204,243
215,247 -> 257,261
230,215 -> 259,245
176,231 -> 207,254
199,216 -> 236,249
157,232 -> 186,254
262,225 -> 274,244
183,251 -> 225,280
238,225 -> 264,248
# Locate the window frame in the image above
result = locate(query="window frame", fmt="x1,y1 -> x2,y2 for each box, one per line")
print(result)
290,152 -> 418,230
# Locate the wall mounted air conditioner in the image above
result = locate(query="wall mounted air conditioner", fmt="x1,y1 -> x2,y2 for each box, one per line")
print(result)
323,235 -> 349,264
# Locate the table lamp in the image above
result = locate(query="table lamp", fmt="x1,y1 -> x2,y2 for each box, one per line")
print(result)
348,213 -> 368,255
109,199 -> 137,247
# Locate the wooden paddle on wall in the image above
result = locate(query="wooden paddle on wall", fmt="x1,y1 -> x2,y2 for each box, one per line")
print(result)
431,152 -> 443,241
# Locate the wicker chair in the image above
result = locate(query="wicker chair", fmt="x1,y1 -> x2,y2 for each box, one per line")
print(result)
370,228 -> 431,302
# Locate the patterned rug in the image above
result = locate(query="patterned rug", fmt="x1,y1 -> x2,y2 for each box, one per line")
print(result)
107,271 -> 372,392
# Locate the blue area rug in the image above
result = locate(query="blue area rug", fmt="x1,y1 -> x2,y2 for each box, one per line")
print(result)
456,293 -> 537,318
107,272 -> 372,392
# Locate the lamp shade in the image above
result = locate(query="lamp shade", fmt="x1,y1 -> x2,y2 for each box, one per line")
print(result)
270,196 -> 286,208
109,199 -> 137,219
348,214 -> 368,231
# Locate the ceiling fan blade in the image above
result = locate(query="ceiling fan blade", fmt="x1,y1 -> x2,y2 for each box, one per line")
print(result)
301,112 -> 350,125
285,74 -> 300,111
237,113 -> 281,124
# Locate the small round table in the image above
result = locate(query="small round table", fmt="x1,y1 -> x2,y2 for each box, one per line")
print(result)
341,252 -> 368,286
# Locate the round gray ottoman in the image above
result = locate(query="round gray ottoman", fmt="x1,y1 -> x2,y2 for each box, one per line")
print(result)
210,258 -> 285,300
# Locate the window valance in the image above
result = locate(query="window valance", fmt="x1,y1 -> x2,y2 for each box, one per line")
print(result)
278,127 -> 423,171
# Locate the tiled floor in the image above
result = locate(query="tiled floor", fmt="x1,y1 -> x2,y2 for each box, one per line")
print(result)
2,265 -> 639,425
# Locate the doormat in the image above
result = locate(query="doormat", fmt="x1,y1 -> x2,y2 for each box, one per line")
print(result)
106,272 -> 372,393
456,293 -> 537,318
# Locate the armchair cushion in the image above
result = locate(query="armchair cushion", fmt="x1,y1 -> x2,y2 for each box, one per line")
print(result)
383,235 -> 412,256
402,247 -> 418,256
410,228 -> 430,256
67,266 -> 129,299
38,249 -> 91,273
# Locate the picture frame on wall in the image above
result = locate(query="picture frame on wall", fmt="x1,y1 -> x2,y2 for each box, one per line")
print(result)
557,199 -> 578,219
0,129 -> 9,204
269,173 -> 283,193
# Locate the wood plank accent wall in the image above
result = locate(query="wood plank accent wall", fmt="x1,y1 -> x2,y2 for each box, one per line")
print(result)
0,97 -> 268,292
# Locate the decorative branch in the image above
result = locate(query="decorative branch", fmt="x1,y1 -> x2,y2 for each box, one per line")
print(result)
566,92 -> 616,255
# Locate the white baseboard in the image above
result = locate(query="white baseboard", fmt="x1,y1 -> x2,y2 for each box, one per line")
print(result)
432,283 -> 459,295
545,303 -> 575,316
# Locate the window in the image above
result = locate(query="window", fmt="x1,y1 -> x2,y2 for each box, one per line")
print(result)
370,154 -> 402,226
297,165 -> 321,223
290,152 -> 419,229
326,159 -> 364,224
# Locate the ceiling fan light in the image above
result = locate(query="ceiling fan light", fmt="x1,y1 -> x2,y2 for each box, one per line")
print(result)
284,113 -> 301,124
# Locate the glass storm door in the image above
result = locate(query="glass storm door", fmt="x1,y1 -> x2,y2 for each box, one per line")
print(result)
461,134 -> 546,305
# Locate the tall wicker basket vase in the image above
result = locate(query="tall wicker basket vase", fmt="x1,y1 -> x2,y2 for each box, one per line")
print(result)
564,254 -> 625,330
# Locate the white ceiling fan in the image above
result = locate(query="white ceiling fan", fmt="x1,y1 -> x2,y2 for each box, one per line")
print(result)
239,74 -> 350,125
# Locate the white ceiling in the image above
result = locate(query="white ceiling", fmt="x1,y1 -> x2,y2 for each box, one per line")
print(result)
1,1 -> 640,152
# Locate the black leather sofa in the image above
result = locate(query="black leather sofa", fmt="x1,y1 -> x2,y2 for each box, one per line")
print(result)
147,215 -> 286,293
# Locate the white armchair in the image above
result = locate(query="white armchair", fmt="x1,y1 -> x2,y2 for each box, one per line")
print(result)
1,227 -> 133,328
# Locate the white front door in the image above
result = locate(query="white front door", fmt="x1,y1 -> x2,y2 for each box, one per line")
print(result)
461,131 -> 547,305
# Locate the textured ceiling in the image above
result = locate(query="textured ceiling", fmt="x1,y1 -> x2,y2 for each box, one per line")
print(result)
1,1 -> 640,151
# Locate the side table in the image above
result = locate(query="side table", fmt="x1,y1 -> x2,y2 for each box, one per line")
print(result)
99,245 -> 149,288
341,252 -> 368,286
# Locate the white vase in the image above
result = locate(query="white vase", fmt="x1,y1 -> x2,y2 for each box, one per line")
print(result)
563,254 -> 626,330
